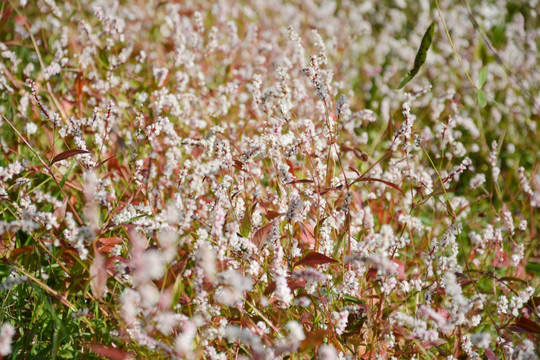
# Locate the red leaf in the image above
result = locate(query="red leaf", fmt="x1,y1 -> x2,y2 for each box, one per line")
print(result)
351,177 -> 404,194
298,222 -> 315,245
508,317 -> 540,334
299,329 -> 332,350
266,210 -> 284,220
252,223 -> 273,251
392,259 -> 405,280
366,267 -> 377,280
75,71 -> 84,113
96,237 -> 124,253
294,252 -> 338,268
105,256 -> 128,273
89,252 -> 107,298
420,339 -> 447,349
96,155 -> 116,169
233,159 -> 247,173
526,296 -> 540,310
392,325 -> 413,340
286,179 -> 314,185
491,247 -> 509,267
52,198 -> 68,225
265,277 -> 306,295
9,246 -> 35,259
320,185 -> 343,195
50,149 -> 91,165
485,347 -> 500,360
88,344 -> 133,360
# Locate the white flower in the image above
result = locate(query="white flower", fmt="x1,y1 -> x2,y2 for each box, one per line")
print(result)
286,321 -> 305,342
175,321 -> 197,357
332,310 -> 349,335
509,286 -> 534,316
25,122 -> 38,135
0,323 -> 15,356
285,195 -> 304,223
471,333 -> 491,349
319,345 -> 338,360
142,249 -> 166,280
496,295 -> 508,315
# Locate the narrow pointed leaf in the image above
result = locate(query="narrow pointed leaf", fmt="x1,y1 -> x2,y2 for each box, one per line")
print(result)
50,149 -> 91,165
286,179 -> 314,185
351,176 -> 404,194
508,317 -> 540,334
343,295 -> 366,306
294,251 -> 338,268
96,155 -> 116,169
396,21 -> 436,89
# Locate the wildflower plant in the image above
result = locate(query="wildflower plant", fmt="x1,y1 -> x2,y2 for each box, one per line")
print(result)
0,0 -> 539,359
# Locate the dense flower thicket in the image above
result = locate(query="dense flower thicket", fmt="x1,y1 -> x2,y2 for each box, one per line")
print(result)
0,0 -> 539,359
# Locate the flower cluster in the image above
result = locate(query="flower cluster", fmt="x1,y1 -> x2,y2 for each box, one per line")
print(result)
0,0 -> 538,359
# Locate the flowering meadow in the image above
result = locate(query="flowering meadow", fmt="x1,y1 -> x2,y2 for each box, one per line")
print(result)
0,0 -> 539,358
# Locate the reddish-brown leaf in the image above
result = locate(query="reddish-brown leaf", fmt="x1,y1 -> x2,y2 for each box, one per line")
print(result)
491,247 -> 509,267
96,237 -> 124,253
366,267 -> 377,280
320,185 -> 343,195
299,329 -> 331,351
265,277 -> 306,295
286,179 -> 314,185
526,296 -> 540,310
257,199 -> 272,211
155,254 -> 188,288
0,7 -> 14,33
392,259 -> 405,280
252,223 -> 273,251
88,344 -> 134,360
233,159 -> 247,173
298,222 -> 316,246
392,325 -> 413,340
50,149 -> 91,165
485,347 -> 500,360
52,198 -> 68,225
105,256 -> 128,273
9,246 -> 35,259
89,252 -> 107,299
75,71 -> 84,115
266,210 -> 284,220
508,317 -> 540,334
294,252 -> 338,268
351,177 -> 404,194
96,155 -> 116,169
420,339 -> 447,349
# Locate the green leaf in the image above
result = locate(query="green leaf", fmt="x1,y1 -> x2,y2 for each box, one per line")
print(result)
98,48 -> 110,68
526,262 -> 540,274
396,21 -> 436,90
343,295 -> 365,305
477,89 -> 487,108
478,65 -> 488,88
59,159 -> 76,188
171,272 -> 184,307
239,202 -> 257,238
